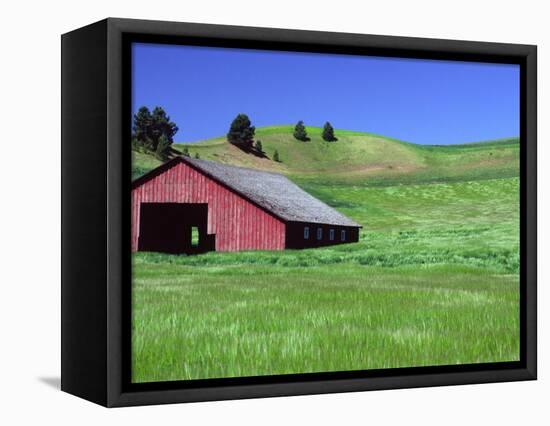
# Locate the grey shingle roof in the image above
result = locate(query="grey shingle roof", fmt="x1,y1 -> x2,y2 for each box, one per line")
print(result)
183,157 -> 361,227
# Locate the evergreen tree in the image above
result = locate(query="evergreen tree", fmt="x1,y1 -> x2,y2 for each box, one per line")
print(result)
155,134 -> 171,161
273,149 -> 280,162
131,106 -> 178,152
132,106 -> 154,150
227,113 -> 255,149
131,136 -> 144,152
182,146 -> 190,157
293,120 -> 309,141
150,107 -> 178,151
194,152 -> 200,159
322,121 -> 337,142
255,140 -> 263,153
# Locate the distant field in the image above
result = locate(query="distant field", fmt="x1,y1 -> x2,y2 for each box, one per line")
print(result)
131,126 -> 520,383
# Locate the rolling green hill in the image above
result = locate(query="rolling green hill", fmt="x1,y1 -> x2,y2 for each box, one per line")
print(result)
132,125 -> 519,186
131,126 -> 521,382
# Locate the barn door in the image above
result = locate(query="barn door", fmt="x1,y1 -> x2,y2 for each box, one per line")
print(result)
137,203 -> 212,255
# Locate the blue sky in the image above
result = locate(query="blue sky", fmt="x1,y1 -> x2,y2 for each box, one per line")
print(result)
132,43 -> 519,145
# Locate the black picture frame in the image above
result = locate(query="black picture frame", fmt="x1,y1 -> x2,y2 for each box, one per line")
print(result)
61,17 -> 537,407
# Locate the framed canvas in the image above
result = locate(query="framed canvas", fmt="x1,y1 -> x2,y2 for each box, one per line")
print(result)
61,18 -> 537,407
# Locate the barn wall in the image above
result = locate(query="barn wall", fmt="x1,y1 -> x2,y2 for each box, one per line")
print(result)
131,161 -> 286,252
285,222 -> 360,249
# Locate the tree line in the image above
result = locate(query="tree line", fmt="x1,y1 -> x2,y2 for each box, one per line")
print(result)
228,114 -> 337,146
132,107 -> 340,164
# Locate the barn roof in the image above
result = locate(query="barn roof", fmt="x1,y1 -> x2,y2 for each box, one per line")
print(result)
133,156 -> 362,228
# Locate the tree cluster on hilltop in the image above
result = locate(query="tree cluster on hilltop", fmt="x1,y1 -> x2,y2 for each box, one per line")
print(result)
294,120 -> 338,142
132,106 -> 178,160
131,108 -> 340,166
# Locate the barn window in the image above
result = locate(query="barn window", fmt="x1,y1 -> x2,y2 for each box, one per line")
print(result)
317,228 -> 323,240
191,227 -> 199,246
304,226 -> 310,239
341,230 -> 346,241
329,229 -> 335,240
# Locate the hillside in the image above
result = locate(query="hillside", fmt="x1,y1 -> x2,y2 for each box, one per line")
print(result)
131,126 -> 520,382
132,126 -> 519,186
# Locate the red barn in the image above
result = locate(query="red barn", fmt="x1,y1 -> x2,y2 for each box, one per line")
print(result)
131,156 -> 361,254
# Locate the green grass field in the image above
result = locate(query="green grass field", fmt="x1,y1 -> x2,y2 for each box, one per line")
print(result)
132,126 -> 520,383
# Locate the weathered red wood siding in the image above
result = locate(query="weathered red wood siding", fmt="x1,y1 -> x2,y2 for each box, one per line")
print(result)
131,161 -> 286,252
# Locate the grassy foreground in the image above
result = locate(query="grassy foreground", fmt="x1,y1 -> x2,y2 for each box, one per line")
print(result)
131,126 -> 520,383
133,263 -> 518,382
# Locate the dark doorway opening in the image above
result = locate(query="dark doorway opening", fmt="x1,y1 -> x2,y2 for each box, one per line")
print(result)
137,203 -> 215,254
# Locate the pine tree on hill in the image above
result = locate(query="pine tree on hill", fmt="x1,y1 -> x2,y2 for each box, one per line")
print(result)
132,106 -> 154,150
322,122 -> 337,142
227,113 -> 255,150
131,106 -> 178,153
293,120 -> 309,141
155,134 -> 171,161
255,140 -> 263,154
273,150 -> 280,162
150,107 -> 178,150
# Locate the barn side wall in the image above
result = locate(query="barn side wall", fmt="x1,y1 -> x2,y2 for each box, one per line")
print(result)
131,162 -> 286,252
285,222 -> 360,249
